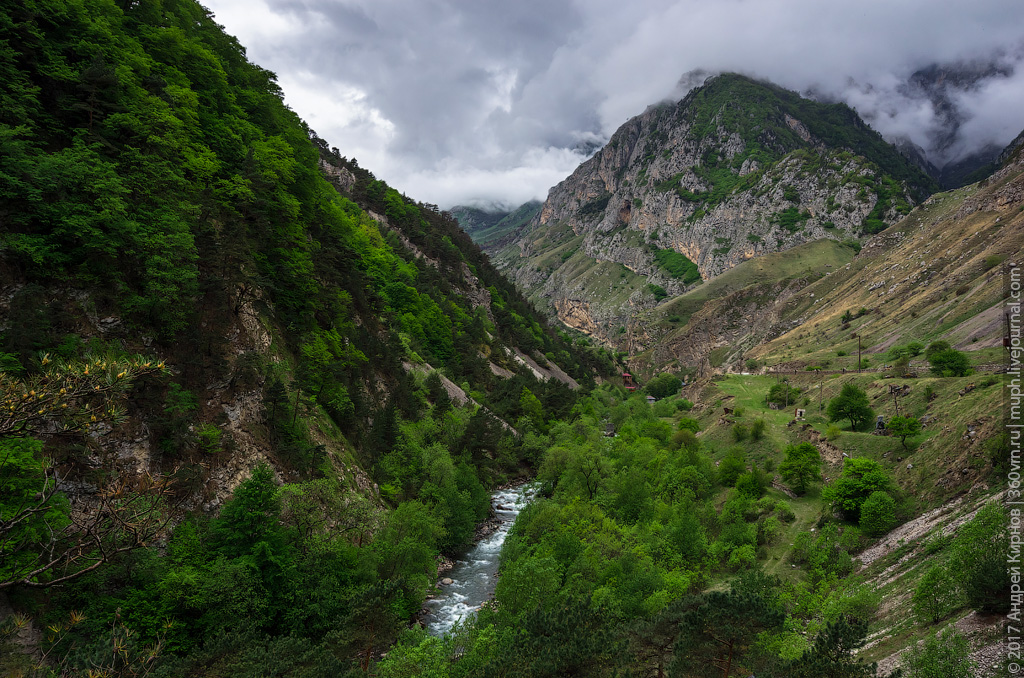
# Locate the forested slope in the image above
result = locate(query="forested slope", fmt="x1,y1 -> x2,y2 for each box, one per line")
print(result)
0,0 -> 614,673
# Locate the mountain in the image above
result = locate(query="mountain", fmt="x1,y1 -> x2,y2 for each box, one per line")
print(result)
630,142 -> 1023,377
0,0 -> 614,669
489,74 -> 938,349
451,200 -> 542,249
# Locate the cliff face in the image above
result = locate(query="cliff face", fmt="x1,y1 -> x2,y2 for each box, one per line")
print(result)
493,74 -> 936,348
629,148 -> 1024,378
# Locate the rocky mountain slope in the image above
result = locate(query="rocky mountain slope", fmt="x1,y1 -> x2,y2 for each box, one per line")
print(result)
629,138 -> 1023,377
488,74 -> 938,347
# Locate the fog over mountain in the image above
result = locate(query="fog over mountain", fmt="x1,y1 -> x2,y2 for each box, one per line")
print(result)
204,0 -> 1024,209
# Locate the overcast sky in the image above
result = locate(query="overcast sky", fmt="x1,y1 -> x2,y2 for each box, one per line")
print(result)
203,0 -> 1024,210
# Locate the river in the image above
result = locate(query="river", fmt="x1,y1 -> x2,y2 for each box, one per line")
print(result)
421,483 -> 535,635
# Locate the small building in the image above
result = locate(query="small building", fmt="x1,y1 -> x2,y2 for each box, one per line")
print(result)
622,372 -> 638,391
646,395 -> 657,405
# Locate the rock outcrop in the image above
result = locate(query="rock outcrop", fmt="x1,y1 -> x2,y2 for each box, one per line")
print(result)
492,74 -> 936,349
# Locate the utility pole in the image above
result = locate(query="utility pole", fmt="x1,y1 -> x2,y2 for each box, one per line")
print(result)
857,334 -> 862,374
818,369 -> 823,413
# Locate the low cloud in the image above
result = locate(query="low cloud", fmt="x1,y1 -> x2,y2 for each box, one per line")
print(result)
205,0 -> 1024,208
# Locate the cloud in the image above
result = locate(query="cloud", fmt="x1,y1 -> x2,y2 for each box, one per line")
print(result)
204,0 -> 1024,207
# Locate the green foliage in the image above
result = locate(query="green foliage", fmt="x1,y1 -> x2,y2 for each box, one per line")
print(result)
732,422 -> 749,442
577,193 -> 611,219
924,341 -> 951,359
822,458 -> 894,522
789,524 -> 854,583
0,439 -> 70,585
886,415 -> 921,451
948,502 -> 1011,613
670,587 -> 785,678
654,249 -> 701,284
645,372 -> 682,399
648,283 -> 669,301
766,382 -> 801,408
778,442 -> 822,495
913,565 -> 962,624
774,616 -> 879,678
718,451 -> 747,487
858,491 -> 897,536
927,348 -> 971,377
750,418 -> 767,441
772,207 -> 812,232
827,383 -> 874,431
677,417 -> 702,433
902,628 -> 977,678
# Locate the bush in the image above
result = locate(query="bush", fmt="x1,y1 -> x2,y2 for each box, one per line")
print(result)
678,417 -> 701,433
778,442 -> 822,495
949,502 -> 1010,613
923,341 -> 950,360
903,628 -> 977,678
928,348 -> 971,377
736,470 -> 767,499
825,424 -> 842,441
837,585 -> 882,623
732,423 -> 749,442
676,398 -> 694,412
750,419 -> 767,441
646,372 -> 682,399
913,565 -> 962,624
766,383 -> 801,408
822,458 -> 894,522
859,491 -> 897,536
648,284 -> 668,301
718,452 -> 747,487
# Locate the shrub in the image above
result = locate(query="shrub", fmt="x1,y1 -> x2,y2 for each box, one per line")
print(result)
825,424 -> 842,441
778,442 -> 822,495
732,422 -> 749,442
675,399 -> 694,412
776,502 -> 796,523
924,340 -> 950,360
822,458 -> 894,522
648,284 -> 669,301
727,544 -> 756,570
766,383 -> 801,408
903,628 -> 977,678
736,470 -> 767,499
678,417 -> 701,433
949,502 -> 1010,613
859,491 -> 897,536
646,372 -> 683,399
756,515 -> 782,545
928,348 -> 971,377
913,565 -> 962,624
837,585 -> 881,623
718,452 -> 746,487
672,429 -> 699,452
750,419 -> 767,441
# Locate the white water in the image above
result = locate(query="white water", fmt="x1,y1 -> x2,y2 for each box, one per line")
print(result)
422,483 -> 535,635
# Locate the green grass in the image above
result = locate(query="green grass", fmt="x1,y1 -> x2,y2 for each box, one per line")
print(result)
654,239 -> 855,329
